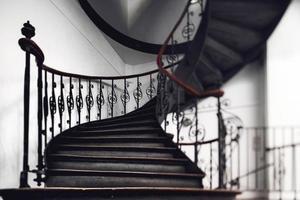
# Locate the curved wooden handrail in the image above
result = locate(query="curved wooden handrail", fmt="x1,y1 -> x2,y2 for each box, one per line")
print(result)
41,60 -> 179,80
18,38 -> 45,66
156,0 -> 224,98
18,37 -> 179,80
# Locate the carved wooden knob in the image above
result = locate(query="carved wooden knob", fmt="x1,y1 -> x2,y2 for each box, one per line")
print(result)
21,21 -> 35,39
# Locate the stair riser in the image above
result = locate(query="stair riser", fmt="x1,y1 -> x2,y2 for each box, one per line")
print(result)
46,176 -> 202,188
67,131 -> 162,138
78,123 -> 158,131
57,142 -> 167,147
54,150 -> 175,158
47,161 -> 187,173
86,113 -> 156,126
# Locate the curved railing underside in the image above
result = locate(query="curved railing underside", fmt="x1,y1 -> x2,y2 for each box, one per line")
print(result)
79,0 -> 191,55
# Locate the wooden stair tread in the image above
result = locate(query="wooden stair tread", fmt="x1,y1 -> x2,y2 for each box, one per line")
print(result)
56,145 -> 176,150
47,169 -> 205,178
73,127 -> 163,133
47,154 -> 188,163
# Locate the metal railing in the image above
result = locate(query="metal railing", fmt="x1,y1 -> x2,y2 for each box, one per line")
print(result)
18,21 -> 180,187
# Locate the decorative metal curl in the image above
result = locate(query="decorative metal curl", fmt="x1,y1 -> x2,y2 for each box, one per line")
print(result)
146,78 -> 156,99
133,82 -> 143,102
58,95 -> 65,114
49,96 -> 57,115
96,91 -> 105,108
76,85 -> 83,110
222,109 -> 244,143
108,85 -> 117,108
86,95 -> 94,110
67,85 -> 74,112
188,123 -> 206,142
182,23 -> 195,39
120,87 -> 130,105
86,84 -> 94,111
166,54 -> 179,64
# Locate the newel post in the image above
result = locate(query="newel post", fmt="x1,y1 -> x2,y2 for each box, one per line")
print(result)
19,21 -> 35,188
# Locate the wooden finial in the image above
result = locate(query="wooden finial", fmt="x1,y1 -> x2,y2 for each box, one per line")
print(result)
21,21 -> 35,39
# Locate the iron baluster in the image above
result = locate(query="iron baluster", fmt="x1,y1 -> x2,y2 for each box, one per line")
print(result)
176,83 -> 180,144
194,100 -> 198,165
66,77 -> 74,128
217,96 -> 226,188
107,80 -> 117,118
121,78 -> 130,114
49,73 -> 57,138
76,78 -> 83,124
210,143 -> 213,189
96,79 -> 104,120
111,80 -> 114,117
86,80 -> 94,122
43,71 -> 49,146
58,75 -> 65,133
133,77 -> 142,109
146,74 -> 156,100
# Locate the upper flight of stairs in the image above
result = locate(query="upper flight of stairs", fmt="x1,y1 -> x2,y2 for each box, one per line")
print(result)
176,0 -> 290,92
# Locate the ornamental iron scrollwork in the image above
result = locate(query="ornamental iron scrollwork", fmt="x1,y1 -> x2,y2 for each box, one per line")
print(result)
58,80 -> 65,131
49,74 -> 56,136
120,87 -> 130,105
76,81 -> 83,124
49,95 -> 57,116
67,85 -> 74,113
86,83 -> 94,111
58,95 -> 65,115
76,85 -> 83,110
96,80 -> 105,119
146,76 -> 156,99
182,22 -> 195,39
166,54 -> 179,65
108,84 -> 117,108
96,85 -> 105,107
133,82 -> 143,103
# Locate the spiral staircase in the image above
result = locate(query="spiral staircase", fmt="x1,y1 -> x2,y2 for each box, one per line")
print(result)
0,0 -> 290,199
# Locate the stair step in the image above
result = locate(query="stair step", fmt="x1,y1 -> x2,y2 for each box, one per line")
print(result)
211,0 -> 284,30
205,36 -> 244,71
47,154 -> 189,173
51,145 -> 179,158
56,136 -> 171,147
67,127 -> 163,137
86,112 -> 156,126
45,169 -> 204,188
208,17 -> 262,52
77,120 -> 159,131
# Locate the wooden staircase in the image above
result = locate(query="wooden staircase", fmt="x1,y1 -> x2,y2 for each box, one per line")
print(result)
0,99 -> 239,199
0,0 -> 291,199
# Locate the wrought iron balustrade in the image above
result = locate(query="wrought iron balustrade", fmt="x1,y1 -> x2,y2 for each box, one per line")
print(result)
18,21 -> 180,187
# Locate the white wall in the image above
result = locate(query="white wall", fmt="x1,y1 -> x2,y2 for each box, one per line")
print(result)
267,0 -> 300,127
0,0 -> 125,188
